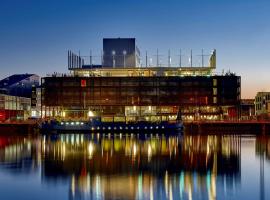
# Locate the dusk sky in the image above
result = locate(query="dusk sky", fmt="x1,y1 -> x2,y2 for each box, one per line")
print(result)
0,0 -> 270,98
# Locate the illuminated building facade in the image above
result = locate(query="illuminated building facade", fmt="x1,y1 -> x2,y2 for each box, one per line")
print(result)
255,92 -> 270,118
0,94 -> 31,121
41,39 -> 241,122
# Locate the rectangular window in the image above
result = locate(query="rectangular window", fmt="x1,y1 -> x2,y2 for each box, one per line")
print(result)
213,79 -> 217,87
213,88 -> 217,95
213,97 -> 217,104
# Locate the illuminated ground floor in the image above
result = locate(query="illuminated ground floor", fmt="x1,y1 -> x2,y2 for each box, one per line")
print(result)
41,105 -> 239,122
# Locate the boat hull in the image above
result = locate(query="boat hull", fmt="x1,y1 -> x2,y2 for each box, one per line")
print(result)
41,120 -> 183,134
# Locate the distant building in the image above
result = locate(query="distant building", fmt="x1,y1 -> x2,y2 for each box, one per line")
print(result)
0,94 -> 31,121
103,38 -> 140,68
240,99 -> 255,120
0,74 -> 39,98
255,92 -> 270,117
31,86 -> 41,118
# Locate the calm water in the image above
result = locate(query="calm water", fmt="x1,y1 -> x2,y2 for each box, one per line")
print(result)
0,133 -> 269,200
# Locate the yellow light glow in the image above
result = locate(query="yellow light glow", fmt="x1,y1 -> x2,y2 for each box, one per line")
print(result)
88,143 -> 94,159
88,110 -> 95,117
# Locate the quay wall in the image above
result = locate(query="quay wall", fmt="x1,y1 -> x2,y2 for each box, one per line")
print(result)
184,121 -> 270,135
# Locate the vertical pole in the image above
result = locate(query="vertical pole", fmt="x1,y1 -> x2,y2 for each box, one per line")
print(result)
157,49 -> 159,67
123,52 -> 126,68
90,50 -> 92,66
68,50 -> 70,68
79,51 -> 81,68
190,49 -> 193,67
168,49 -> 171,67
202,49 -> 204,67
179,49 -> 182,67
146,51 -> 148,67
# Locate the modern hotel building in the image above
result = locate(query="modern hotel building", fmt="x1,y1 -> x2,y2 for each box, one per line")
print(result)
41,38 -> 241,122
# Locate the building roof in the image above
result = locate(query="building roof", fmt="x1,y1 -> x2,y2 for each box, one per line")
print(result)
241,99 -> 254,105
0,74 -> 36,88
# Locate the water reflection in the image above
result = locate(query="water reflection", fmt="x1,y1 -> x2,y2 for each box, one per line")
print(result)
0,134 -> 269,200
0,135 -> 40,174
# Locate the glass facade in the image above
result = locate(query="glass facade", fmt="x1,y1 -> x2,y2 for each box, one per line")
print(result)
41,75 -> 240,121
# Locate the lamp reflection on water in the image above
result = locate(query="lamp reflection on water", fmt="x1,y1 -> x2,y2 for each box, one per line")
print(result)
1,134 -> 268,200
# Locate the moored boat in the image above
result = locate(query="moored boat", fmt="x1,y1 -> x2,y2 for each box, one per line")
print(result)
40,117 -> 183,134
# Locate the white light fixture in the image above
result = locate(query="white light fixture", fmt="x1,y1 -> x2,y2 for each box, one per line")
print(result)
88,110 -> 95,117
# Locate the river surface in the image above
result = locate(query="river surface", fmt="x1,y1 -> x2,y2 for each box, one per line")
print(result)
0,132 -> 269,200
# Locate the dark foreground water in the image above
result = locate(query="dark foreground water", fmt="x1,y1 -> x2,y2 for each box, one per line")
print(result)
0,133 -> 269,200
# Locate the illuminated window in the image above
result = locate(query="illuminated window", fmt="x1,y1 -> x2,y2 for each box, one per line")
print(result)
213,88 -> 217,95
213,79 -> 217,86
213,97 -> 217,104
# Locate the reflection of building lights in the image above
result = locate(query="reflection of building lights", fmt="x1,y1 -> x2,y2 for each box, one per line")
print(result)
71,175 -> 75,197
148,145 -> 152,160
179,171 -> 184,198
165,170 -> 169,198
88,143 -> 94,159
138,174 -> 143,199
71,134 -> 74,144
133,144 -> 137,155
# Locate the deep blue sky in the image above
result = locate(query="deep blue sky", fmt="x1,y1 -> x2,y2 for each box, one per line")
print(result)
0,0 -> 270,98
